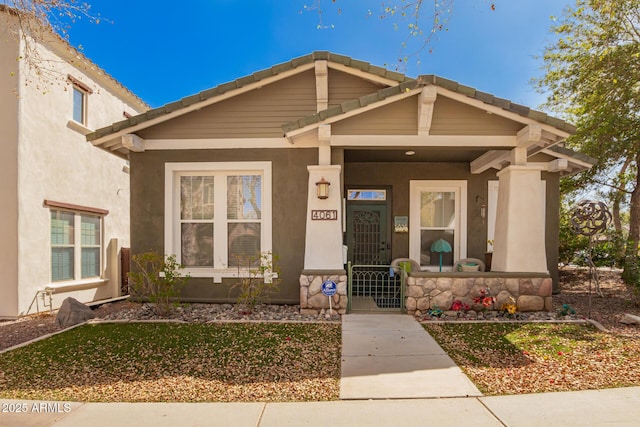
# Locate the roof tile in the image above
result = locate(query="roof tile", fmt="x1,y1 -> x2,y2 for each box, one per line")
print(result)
236,75 -> 258,88
473,90 -> 495,104
89,51 -> 577,148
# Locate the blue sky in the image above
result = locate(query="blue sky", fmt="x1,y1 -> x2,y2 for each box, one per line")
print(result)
65,1 -> 575,108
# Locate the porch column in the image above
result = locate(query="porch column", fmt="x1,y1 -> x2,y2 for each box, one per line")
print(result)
491,165 -> 547,273
303,165 -> 343,269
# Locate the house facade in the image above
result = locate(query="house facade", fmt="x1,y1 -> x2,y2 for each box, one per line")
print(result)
88,52 -> 594,314
0,7 -> 148,318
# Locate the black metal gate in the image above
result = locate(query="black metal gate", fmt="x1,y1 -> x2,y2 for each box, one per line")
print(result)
348,262 -> 405,312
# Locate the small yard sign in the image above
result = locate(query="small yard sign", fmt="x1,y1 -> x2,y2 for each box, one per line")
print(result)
321,280 -> 337,315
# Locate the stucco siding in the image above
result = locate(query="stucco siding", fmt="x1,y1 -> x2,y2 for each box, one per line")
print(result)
130,148 -> 317,303
8,26 -> 144,316
0,19 -> 20,317
138,71 -> 318,139
430,95 -> 523,135
328,69 -> 386,107
332,97 -> 418,135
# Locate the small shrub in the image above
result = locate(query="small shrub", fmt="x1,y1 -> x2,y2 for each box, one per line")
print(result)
129,251 -> 189,317
229,251 -> 280,314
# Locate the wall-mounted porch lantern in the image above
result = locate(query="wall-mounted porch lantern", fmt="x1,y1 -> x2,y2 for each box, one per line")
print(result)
316,177 -> 331,199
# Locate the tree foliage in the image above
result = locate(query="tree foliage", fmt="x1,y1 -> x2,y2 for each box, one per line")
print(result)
536,0 -> 640,286
306,0 -> 495,67
1,1 -> 101,83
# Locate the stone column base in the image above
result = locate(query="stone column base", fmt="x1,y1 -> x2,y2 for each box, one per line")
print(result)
299,270 -> 347,315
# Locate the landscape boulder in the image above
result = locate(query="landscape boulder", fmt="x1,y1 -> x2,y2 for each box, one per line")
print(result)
55,297 -> 95,328
620,313 -> 640,325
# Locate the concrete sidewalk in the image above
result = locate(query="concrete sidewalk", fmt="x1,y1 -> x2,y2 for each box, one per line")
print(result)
3,314 -> 639,426
2,388 -> 640,426
340,313 -> 481,399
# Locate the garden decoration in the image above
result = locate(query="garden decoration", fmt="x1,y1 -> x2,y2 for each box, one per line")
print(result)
430,239 -> 452,272
570,200 -> 612,317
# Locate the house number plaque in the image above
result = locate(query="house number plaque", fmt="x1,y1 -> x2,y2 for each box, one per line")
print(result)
311,210 -> 338,220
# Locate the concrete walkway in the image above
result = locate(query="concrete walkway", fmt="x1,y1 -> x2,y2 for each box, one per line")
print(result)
340,313 -> 481,399
3,388 -> 640,426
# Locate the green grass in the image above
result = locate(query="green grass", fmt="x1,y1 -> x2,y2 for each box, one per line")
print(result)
0,323 -> 341,402
423,323 -> 640,395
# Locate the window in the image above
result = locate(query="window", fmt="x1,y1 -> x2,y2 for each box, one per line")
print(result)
409,181 -> 467,271
72,86 -> 86,124
51,210 -> 102,282
166,162 -> 272,276
347,189 -> 386,201
68,75 -> 92,125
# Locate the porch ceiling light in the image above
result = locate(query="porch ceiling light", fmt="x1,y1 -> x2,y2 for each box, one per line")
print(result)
316,177 -> 331,199
405,150 -> 416,156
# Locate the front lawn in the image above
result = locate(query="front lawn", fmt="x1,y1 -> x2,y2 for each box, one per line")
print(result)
0,322 -> 341,402
423,322 -> 640,395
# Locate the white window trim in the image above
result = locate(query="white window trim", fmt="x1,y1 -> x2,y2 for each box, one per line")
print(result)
409,180 -> 467,272
49,209 -> 104,283
164,161 -> 272,281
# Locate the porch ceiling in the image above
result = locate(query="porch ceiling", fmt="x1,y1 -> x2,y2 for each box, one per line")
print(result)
344,147 -> 488,163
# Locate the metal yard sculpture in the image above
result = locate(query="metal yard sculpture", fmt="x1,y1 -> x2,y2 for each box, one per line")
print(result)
570,200 -> 612,317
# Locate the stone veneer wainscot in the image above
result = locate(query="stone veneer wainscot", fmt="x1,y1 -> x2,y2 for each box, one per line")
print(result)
405,273 -> 553,316
299,271 -> 348,315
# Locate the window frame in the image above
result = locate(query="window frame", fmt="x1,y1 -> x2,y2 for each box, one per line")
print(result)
164,162 -> 272,279
50,209 -> 104,283
72,85 -> 88,125
409,180 -> 467,272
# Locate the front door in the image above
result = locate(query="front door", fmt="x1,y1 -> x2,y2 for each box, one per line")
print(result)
346,203 -> 389,265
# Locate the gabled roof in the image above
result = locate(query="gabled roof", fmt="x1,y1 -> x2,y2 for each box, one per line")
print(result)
87,51 -> 412,142
281,74 -> 576,136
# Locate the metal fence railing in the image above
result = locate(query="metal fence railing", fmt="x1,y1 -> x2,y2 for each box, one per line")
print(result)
347,262 -> 406,313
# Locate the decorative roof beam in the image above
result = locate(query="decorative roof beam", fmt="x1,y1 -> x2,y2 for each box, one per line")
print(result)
418,86 -> 438,136
315,60 -> 329,112
516,125 -> 543,148
318,124 -> 331,166
470,150 -> 510,174
121,134 -> 145,152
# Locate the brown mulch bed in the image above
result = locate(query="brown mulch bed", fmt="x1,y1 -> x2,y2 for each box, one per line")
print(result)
555,267 -> 640,337
1,268 -> 639,400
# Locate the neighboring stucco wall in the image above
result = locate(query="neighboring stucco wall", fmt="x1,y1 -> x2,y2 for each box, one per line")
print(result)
0,18 -> 20,317
130,148 -> 316,304
9,28 -> 143,316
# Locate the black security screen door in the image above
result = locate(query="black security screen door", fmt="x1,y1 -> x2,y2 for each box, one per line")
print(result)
346,204 -> 389,265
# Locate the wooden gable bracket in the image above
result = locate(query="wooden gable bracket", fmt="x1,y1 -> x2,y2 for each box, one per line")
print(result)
418,85 -> 438,136
121,134 -> 145,152
315,60 -> 329,112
